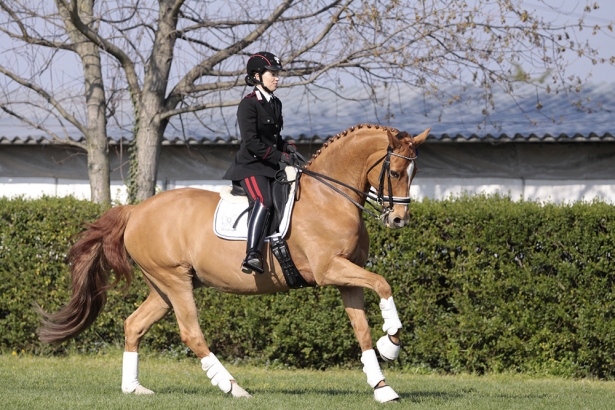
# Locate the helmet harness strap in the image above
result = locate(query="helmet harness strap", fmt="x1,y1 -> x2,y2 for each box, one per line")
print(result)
254,72 -> 274,95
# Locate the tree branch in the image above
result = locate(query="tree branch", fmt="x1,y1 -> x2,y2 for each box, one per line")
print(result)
0,0 -> 75,50
285,0 -> 352,62
0,102 -> 86,150
178,0 -> 342,34
56,0 -> 142,102
164,0 -> 294,111
159,98 -> 241,120
0,64 -> 89,137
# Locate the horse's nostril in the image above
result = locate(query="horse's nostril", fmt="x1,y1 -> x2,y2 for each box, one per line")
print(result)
393,217 -> 403,227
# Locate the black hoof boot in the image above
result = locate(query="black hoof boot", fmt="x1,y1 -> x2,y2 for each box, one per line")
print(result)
241,250 -> 264,274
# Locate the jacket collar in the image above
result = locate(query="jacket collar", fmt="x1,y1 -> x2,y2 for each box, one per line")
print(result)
255,86 -> 273,102
254,87 -> 278,118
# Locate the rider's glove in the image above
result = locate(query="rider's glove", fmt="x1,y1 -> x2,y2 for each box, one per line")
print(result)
280,152 -> 294,165
284,143 -> 306,165
286,143 -> 297,154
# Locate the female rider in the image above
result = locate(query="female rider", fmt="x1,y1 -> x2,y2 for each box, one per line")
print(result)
223,51 -> 296,274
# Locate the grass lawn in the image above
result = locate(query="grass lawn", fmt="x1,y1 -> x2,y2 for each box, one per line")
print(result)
1,350 -> 614,409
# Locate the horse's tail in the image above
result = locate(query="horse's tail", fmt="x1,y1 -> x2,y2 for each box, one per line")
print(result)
37,205 -> 136,344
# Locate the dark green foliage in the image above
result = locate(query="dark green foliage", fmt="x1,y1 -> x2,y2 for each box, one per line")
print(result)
0,196 -> 101,353
1,195 -> 615,377
365,194 -> 615,378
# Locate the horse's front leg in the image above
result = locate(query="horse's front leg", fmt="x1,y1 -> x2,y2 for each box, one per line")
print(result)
340,290 -> 402,362
324,257 -> 402,359
336,283 -> 401,403
338,286 -> 372,350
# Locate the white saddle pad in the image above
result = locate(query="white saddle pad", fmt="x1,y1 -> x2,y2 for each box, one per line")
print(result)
213,167 -> 297,241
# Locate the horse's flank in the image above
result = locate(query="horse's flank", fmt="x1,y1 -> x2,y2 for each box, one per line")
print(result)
122,188 -> 294,295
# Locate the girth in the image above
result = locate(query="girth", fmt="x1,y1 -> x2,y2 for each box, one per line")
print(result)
269,236 -> 311,289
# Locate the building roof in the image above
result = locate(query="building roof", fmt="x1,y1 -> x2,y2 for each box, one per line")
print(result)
1,83 -> 614,145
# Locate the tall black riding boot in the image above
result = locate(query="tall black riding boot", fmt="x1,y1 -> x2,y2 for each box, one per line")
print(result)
242,201 -> 270,274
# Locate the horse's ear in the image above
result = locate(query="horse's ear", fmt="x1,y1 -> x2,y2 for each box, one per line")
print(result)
386,129 -> 402,149
412,128 -> 430,146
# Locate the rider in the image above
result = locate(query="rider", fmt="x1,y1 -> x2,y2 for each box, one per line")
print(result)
223,51 -> 297,274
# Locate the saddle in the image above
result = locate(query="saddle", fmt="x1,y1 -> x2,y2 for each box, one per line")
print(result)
213,167 -> 310,289
214,167 -> 297,241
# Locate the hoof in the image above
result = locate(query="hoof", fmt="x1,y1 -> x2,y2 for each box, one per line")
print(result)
123,383 -> 154,395
134,385 -> 155,395
377,334 -> 401,362
230,382 -> 252,398
374,385 -> 399,403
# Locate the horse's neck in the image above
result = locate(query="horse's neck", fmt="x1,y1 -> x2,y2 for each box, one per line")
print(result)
306,130 -> 385,192
293,129 -> 386,239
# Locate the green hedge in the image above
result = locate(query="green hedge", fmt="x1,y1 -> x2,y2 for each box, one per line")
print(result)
1,195 -> 615,378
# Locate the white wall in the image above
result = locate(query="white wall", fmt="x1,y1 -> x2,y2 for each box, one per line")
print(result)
411,177 -> 615,203
2,177 -> 614,204
0,177 -> 129,203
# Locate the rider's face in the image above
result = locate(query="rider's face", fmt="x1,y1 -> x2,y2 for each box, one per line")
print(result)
258,70 -> 280,92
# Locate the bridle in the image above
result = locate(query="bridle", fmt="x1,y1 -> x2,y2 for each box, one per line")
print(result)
294,146 -> 417,220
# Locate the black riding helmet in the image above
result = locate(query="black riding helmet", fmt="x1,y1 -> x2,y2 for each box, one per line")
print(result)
245,51 -> 283,88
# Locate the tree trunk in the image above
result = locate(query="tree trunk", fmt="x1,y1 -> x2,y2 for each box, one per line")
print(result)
86,124 -> 111,206
132,0 -> 178,202
134,115 -> 165,202
81,36 -> 110,208
57,0 -> 111,208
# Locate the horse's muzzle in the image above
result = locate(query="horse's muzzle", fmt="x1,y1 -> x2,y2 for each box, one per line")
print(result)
383,212 -> 408,229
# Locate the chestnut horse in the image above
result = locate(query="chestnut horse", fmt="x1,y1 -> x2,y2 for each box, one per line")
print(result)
38,124 -> 429,403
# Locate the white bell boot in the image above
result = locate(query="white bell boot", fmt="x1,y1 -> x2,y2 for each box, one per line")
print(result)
377,334 -> 401,362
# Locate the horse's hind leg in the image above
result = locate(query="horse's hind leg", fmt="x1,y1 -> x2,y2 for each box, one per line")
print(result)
162,273 -> 251,398
122,282 -> 171,394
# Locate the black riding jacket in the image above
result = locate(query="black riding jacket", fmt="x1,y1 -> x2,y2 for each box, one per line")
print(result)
223,88 -> 289,181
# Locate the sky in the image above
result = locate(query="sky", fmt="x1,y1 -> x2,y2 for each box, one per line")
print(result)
522,0 -> 615,81
0,0 -> 613,140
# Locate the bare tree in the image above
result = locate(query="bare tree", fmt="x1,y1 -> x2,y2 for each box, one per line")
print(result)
0,0 -> 111,207
3,0 -> 613,202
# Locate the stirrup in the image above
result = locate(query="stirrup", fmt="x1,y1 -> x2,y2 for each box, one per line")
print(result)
241,250 -> 264,274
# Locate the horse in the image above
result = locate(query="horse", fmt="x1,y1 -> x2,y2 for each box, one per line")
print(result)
38,124 -> 430,403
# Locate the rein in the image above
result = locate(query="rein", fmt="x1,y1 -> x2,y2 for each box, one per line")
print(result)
294,148 -> 417,220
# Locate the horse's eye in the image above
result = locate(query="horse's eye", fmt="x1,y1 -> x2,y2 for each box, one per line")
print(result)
390,171 -> 400,178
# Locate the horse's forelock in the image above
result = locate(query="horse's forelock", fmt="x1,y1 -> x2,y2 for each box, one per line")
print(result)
395,131 -> 409,140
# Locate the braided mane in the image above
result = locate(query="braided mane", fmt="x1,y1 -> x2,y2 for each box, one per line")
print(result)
304,123 -> 400,168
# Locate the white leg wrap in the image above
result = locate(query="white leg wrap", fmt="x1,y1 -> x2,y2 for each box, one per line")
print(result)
376,334 -> 401,361
361,349 -> 385,388
201,353 -> 234,394
122,351 -> 139,393
380,296 -> 402,335
121,352 -> 153,394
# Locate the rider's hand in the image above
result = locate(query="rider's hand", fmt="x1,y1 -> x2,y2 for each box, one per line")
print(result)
284,143 -> 307,165
286,143 -> 297,154
280,152 -> 294,165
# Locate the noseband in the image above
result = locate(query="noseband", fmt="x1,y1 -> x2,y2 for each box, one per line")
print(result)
296,147 -> 417,220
